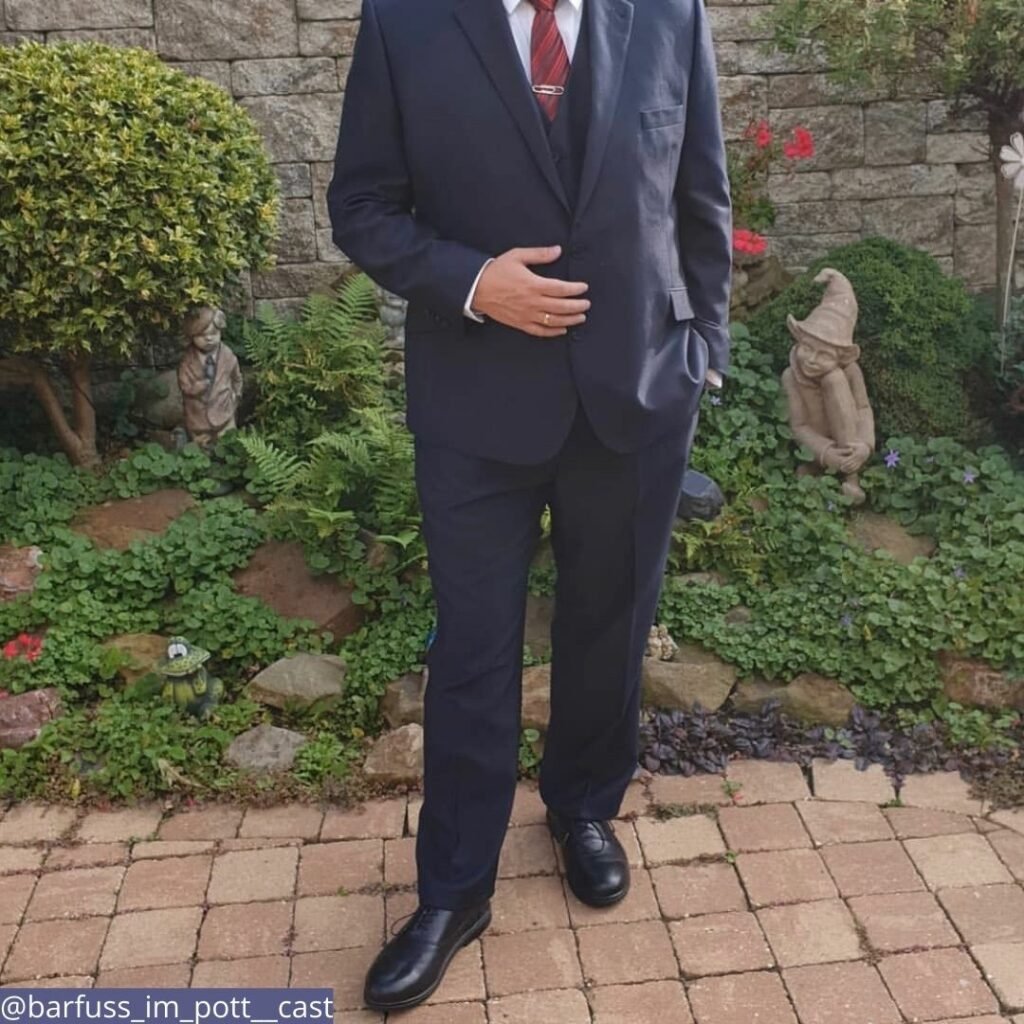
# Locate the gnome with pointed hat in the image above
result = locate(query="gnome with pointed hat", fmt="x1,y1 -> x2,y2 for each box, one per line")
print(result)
781,268 -> 875,504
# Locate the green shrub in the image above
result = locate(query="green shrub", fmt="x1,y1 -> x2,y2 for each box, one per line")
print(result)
0,42 -> 278,465
746,238 -> 996,444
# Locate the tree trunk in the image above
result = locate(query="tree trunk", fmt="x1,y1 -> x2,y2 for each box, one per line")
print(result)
992,111 -> 1023,324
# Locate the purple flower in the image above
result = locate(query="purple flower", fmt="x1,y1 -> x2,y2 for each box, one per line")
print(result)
709,394 -> 722,406
962,469 -> 977,485
884,449 -> 901,470
954,566 -> 967,580
840,613 -> 854,628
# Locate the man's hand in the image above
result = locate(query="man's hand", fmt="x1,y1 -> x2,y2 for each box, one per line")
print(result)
472,246 -> 590,337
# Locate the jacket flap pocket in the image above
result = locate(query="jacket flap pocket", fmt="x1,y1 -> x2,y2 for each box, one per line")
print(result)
670,287 -> 695,322
641,104 -> 685,130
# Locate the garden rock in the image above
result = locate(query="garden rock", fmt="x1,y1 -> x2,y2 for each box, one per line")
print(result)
0,545 -> 43,601
382,672 -> 425,729
225,724 -> 307,773
521,664 -> 552,731
246,653 -> 347,710
102,633 -> 167,685
642,645 -> 736,712
0,687 -> 62,749
524,594 -> 554,660
851,511 -> 936,565
134,369 -> 184,430
731,673 -> 856,726
363,724 -> 424,783
677,470 -> 726,521
675,571 -> 729,587
73,489 -> 197,550
939,652 -> 1024,711
233,540 -> 364,642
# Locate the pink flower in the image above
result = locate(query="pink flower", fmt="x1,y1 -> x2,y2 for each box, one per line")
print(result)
745,119 -> 773,150
733,228 -> 767,256
784,127 -> 815,160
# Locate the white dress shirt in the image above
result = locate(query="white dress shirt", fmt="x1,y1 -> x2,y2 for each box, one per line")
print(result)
462,0 -> 722,388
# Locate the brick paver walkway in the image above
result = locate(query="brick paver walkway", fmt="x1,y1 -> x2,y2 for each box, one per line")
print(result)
1,760 -> 1023,1023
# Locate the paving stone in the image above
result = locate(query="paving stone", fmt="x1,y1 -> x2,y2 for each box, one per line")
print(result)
239,804 -> 324,839
406,798 -> 423,836
331,1011 -> 382,1024
2,917 -> 109,981
757,899 -> 862,967
900,772 -> 985,816
76,806 -> 162,843
736,849 -> 837,907
0,874 -> 35,923
590,980 -> 693,1024
131,840 -> 214,860
158,806 -> 242,840
219,837 -> 302,851
45,843 -> 127,869
884,805 -> 977,838
290,947 -> 379,1011
990,830 -> 1024,881
197,901 -> 292,960
384,890 -> 419,934
993,809 -> 1024,836
879,948 -> 999,1020
719,804 -> 812,852
0,804 -> 77,843
95,964 -> 192,987
191,956 -> 290,987
671,911 -> 773,976
298,839 -> 383,895
207,846 -> 298,903
726,761 -> 810,804
617,781 -> 650,819
927,1018 -> 1008,1024
939,884 -> 1024,944
564,868 -> 659,927
100,907 -> 202,970
117,855 -> 211,911
974,817 -> 1002,834
688,971 -> 797,1024
0,847 -> 44,874
905,833 -> 1012,889
848,891 -> 960,952
488,990 -> 590,1024
811,759 -> 896,803
483,928 -> 583,996
821,840 -> 924,896
27,865 -> 123,920
648,774 -> 731,808
576,920 -> 678,986
635,814 -> 725,866
784,962 -> 900,1024
0,974 -> 95,988
498,824 -> 557,877
651,862 -> 749,919
613,821 -> 644,869
321,799 -> 407,840
797,800 -> 893,846
491,875 -> 570,933
972,943 -> 1024,1011
401,1004 -> 485,1024
292,894 -> 383,952
384,836 -> 417,886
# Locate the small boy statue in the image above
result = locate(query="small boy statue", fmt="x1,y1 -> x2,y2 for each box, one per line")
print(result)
178,306 -> 243,448
781,269 -> 876,504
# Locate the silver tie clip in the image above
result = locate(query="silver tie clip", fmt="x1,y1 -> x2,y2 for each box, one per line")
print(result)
532,84 -> 565,96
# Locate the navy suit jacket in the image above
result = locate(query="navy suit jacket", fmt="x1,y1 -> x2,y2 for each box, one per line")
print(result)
328,0 -> 732,464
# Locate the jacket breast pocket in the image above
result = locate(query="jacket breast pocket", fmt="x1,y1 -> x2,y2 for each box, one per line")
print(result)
641,104 -> 686,131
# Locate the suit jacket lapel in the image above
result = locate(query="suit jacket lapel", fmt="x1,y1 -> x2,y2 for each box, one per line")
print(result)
454,0 -> 570,212
577,0 -> 634,218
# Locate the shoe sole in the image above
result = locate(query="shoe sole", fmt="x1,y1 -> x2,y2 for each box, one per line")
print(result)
363,907 -> 492,1013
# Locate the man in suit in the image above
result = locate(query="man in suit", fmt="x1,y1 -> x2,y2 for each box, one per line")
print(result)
328,0 -> 731,1009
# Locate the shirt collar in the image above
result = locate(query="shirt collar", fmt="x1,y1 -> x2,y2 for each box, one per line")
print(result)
503,0 -> 582,12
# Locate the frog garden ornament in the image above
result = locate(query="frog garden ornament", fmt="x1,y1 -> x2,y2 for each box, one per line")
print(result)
157,637 -> 223,718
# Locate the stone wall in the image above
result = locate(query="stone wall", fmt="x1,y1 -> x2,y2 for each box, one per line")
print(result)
1,0 -> 999,320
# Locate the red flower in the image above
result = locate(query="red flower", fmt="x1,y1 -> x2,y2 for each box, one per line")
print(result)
733,228 -> 767,256
745,119 -> 773,150
784,126 -> 815,160
2,634 -> 44,662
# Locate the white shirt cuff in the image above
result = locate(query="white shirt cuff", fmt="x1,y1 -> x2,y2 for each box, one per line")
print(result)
705,369 -> 723,389
463,259 -> 494,322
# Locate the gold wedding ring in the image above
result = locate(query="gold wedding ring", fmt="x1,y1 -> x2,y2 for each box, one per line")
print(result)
543,313 -> 551,326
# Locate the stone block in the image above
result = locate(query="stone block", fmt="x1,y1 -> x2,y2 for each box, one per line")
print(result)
6,0 -> 152,30
770,107 -> 864,172
865,102 -> 927,166
272,198 -> 318,263
831,163 -> 957,200
276,162 -> 313,198
927,99 -> 988,134
155,0 -> 298,61
767,171 -> 832,204
708,5 -> 774,42
769,73 -> 886,109
240,92 -> 341,163
253,261 -> 348,299
299,18 -> 359,56
311,161 -> 334,226
168,60 -> 231,91
0,32 -> 44,44
926,131 -> 989,165
771,201 -> 861,235
232,56 -> 338,96
733,40 -> 828,76
862,196 -> 954,255
718,75 -> 767,141
316,228 -> 348,263
956,163 -> 998,226
954,224 -> 996,289
297,0 -> 361,18
771,233 -> 861,270
47,27 -> 155,47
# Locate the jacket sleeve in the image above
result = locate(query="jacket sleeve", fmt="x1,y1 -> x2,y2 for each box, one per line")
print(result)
327,0 -> 490,320
675,0 -> 733,375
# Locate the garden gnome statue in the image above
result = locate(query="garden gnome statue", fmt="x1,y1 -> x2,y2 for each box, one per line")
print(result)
781,269 -> 875,504
156,636 -> 223,719
178,306 -> 242,448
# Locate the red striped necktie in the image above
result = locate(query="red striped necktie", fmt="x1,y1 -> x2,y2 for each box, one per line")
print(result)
528,0 -> 571,121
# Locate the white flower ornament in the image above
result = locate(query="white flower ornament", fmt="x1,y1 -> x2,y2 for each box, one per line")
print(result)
1000,132 -> 1024,191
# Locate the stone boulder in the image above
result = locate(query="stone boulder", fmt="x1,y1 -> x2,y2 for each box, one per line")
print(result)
225,724 -> 308,773
939,653 -> 1024,711
0,687 -> 63,749
0,545 -> 43,601
233,540 -> 365,642
524,594 -> 554,660
732,673 -> 856,726
363,724 -> 424,783
678,470 -> 726,522
382,672 -> 426,729
246,653 -> 347,710
73,489 -> 197,550
102,633 -> 166,685
134,369 -> 184,430
521,664 -> 552,731
642,645 -> 737,712
851,512 -> 936,565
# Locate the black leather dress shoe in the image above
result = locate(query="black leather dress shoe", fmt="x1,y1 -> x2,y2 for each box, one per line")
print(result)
548,809 -> 630,908
363,901 -> 491,1011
